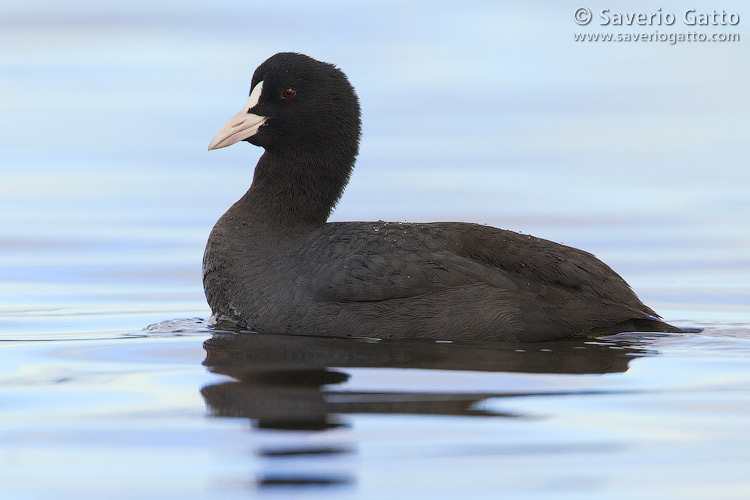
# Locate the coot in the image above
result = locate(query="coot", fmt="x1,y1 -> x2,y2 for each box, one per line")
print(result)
204,52 -> 679,342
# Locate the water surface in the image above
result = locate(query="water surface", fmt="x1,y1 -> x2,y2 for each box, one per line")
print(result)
2,325 -> 750,499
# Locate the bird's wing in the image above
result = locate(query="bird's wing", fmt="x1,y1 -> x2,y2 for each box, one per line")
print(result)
300,222 -> 495,302
300,221 -> 657,318
437,222 -> 655,312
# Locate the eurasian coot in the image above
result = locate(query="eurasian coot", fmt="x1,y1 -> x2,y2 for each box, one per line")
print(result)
204,52 -> 679,342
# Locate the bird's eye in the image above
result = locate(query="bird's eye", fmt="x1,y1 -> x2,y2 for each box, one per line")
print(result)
282,88 -> 297,99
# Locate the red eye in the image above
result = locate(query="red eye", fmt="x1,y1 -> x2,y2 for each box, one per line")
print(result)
282,88 -> 296,99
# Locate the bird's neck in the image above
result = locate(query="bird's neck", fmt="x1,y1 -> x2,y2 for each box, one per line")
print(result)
235,144 -> 356,233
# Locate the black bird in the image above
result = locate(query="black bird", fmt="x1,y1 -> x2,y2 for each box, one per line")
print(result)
204,52 -> 679,342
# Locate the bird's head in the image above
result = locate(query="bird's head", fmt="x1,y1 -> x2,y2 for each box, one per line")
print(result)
208,52 -> 361,155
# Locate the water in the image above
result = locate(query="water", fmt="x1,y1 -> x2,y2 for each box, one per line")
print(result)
1,1 -> 749,499
2,328 -> 750,499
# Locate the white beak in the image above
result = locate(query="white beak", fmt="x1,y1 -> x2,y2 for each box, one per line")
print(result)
208,81 -> 266,151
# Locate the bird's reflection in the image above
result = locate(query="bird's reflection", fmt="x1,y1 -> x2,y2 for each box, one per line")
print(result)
200,331 -> 652,489
201,331 -> 651,429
